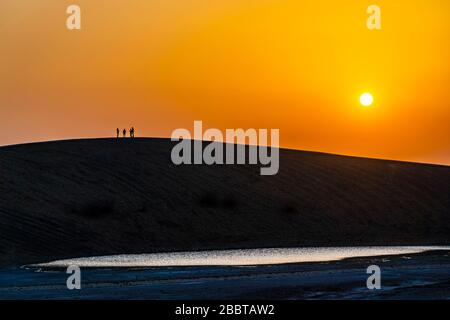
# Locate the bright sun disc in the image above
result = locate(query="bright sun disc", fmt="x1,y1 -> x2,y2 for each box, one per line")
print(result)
360,93 -> 374,106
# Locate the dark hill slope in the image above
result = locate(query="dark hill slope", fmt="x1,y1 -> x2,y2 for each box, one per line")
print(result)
0,138 -> 449,267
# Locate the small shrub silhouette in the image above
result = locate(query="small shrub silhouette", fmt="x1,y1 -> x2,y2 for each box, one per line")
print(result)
198,192 -> 238,209
222,194 -> 238,209
72,199 -> 116,218
199,192 -> 220,207
283,203 -> 298,214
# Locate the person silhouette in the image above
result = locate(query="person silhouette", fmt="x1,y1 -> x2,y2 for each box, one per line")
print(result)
123,128 -> 126,138
116,128 -> 119,138
130,127 -> 135,138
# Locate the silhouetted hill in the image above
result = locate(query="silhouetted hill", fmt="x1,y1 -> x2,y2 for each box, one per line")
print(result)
0,138 -> 449,267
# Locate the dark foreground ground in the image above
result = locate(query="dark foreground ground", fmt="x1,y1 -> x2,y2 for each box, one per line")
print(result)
0,138 -> 449,268
0,251 -> 449,300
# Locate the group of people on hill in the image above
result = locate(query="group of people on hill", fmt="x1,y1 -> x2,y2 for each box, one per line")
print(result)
117,127 -> 135,138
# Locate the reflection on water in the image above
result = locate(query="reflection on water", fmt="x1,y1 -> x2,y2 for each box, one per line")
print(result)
34,246 -> 450,268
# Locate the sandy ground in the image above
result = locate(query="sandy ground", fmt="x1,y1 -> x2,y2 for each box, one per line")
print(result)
1,138 -> 449,268
0,250 -> 449,300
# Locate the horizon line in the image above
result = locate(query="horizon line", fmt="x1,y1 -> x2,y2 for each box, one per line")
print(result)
1,136 -> 449,168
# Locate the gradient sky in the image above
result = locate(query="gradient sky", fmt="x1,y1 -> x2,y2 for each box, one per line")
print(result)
1,0 -> 449,164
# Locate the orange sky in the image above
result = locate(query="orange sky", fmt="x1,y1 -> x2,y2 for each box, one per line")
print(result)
1,0 -> 449,165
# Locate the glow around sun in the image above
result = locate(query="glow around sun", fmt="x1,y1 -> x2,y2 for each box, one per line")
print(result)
360,93 -> 374,107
